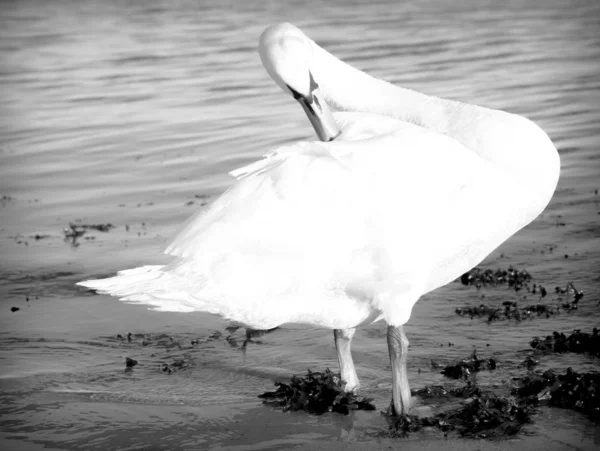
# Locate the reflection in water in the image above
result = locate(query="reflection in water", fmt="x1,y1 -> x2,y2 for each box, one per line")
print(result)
1,0 -> 599,449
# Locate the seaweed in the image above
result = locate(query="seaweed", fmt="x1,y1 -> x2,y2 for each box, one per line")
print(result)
31,234 -> 51,240
455,297 -> 579,322
436,391 -> 533,438
384,414 -> 442,437
412,381 -> 482,399
440,351 -> 498,379
260,368 -> 530,439
530,328 -> 600,357
456,268 -> 583,322
412,385 -> 451,398
112,327 -> 276,352
125,357 -> 138,367
262,354 -> 597,439
63,222 -> 115,246
513,368 -> 600,422
386,383 -> 532,439
518,356 -> 539,370
459,266 -> 532,291
455,304 -> 498,319
451,381 -> 484,398
258,368 -> 376,415
161,359 -> 187,374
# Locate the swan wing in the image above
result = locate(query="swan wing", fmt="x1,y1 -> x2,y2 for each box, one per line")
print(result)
152,113 -> 484,327
166,112 -> 483,260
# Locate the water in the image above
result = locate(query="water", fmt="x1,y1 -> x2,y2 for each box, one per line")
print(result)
1,0 -> 599,449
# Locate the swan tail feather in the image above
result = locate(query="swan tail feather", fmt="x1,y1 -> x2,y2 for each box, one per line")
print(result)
77,265 -> 208,313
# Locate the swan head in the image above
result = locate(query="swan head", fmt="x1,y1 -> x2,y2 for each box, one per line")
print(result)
259,23 -> 340,142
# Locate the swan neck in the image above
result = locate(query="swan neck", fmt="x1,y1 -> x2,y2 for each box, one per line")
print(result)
308,38 -> 453,135
306,36 -> 560,209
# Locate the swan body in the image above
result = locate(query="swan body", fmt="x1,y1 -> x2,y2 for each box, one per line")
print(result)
83,114 -> 482,328
79,23 -> 560,415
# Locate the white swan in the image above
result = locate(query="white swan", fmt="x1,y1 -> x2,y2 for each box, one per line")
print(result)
78,23 -> 560,415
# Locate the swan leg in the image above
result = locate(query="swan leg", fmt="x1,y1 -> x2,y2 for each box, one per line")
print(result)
386,324 -> 411,416
333,328 -> 360,393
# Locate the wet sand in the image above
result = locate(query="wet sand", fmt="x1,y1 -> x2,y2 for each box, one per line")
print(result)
1,396 -> 598,450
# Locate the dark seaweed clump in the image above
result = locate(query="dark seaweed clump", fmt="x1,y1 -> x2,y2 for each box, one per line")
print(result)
455,287 -> 582,322
125,357 -> 138,367
386,382 -> 532,439
456,268 -> 583,322
519,356 -> 539,370
455,301 -> 565,322
439,350 -> 498,379
530,328 -> 600,357
384,414 -> 441,437
413,380 -> 483,399
161,359 -> 187,374
513,368 -> 600,422
459,266 -> 532,290
64,222 -> 114,237
262,361 -> 529,439
258,369 -> 376,415
385,353 -> 531,439
437,391 -> 533,438
64,222 -> 115,246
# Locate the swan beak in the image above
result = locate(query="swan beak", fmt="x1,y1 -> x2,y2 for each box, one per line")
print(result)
288,73 -> 340,142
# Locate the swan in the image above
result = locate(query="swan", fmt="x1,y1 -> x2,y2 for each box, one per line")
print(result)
78,23 -> 560,416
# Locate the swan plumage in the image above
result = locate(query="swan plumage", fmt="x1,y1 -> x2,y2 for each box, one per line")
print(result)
79,113 -> 484,328
78,22 -> 559,414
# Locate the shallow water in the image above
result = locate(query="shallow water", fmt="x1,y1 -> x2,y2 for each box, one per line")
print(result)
1,0 -> 599,449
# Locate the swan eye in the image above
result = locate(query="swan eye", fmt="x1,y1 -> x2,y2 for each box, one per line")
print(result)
286,72 -> 319,103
